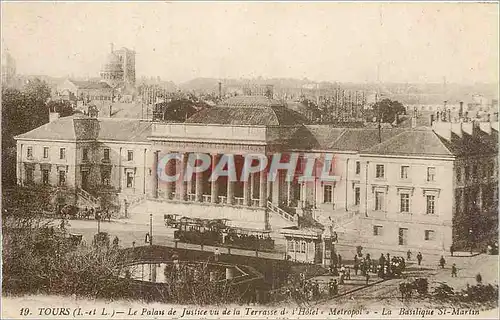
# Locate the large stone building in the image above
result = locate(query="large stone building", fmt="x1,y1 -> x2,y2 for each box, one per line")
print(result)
14,95 -> 498,259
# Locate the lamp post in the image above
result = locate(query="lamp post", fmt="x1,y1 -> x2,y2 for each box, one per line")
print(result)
149,213 -> 153,246
468,228 -> 473,254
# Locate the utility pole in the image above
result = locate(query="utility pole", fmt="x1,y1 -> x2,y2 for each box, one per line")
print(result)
149,213 -> 153,246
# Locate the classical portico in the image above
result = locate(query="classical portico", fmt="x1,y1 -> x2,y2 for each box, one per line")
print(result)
145,95 -> 308,230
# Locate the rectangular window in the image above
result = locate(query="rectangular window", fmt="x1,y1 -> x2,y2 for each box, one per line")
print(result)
301,241 -> 306,253
101,168 -> 111,185
355,161 -> 361,175
400,166 -> 409,179
26,168 -> 34,184
375,191 -> 384,211
42,170 -> 49,185
427,167 -> 436,182
27,147 -> 33,159
456,168 -> 462,182
103,148 -> 110,161
373,225 -> 383,236
59,148 -> 66,160
58,171 -> 66,186
354,187 -> 360,206
398,228 -> 408,245
375,164 -> 385,178
426,195 -> 436,214
400,193 -> 410,213
82,148 -> 89,161
43,147 -> 49,159
127,150 -> 133,161
424,230 -> 435,241
323,185 -> 333,203
126,172 -> 134,188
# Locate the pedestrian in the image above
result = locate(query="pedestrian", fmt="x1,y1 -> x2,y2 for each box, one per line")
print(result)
476,273 -> 482,284
328,279 -> 335,296
417,252 -> 423,265
407,249 -> 412,260
365,272 -> 370,285
450,244 -> 455,257
132,241 -> 136,248
353,261 -> 359,275
332,279 -> 338,295
451,263 -> 458,277
439,255 -> 446,268
337,253 -> 342,268
339,273 -> 345,285
379,253 -> 386,267
346,266 -> 351,280
214,247 -> 220,261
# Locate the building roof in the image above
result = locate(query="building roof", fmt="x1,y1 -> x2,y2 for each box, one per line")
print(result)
15,114 -> 151,143
186,95 -> 309,126
362,127 -> 497,157
68,80 -> 112,90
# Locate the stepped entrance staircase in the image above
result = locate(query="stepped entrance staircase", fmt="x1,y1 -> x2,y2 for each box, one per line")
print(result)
76,187 -> 101,210
267,201 -> 298,230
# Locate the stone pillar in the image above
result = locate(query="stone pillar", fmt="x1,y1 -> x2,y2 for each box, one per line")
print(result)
227,178 -> 234,205
272,170 -> 282,204
287,180 -> 293,206
164,151 -> 173,200
195,154 -> 203,202
211,154 -> 219,203
225,267 -> 235,280
152,150 -> 159,198
243,173 -> 251,206
259,170 -> 267,207
176,153 -> 187,201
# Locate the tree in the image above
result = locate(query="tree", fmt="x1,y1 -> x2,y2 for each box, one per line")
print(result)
47,100 -> 74,117
1,79 -> 55,186
372,98 -> 406,123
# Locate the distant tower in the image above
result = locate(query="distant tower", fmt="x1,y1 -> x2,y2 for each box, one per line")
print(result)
100,43 -> 136,87
1,43 -> 16,87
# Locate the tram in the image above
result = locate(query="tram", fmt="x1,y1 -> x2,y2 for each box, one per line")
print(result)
164,214 -> 275,251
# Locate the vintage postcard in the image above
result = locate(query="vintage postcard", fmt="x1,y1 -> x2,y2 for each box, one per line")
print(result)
1,1 -> 498,319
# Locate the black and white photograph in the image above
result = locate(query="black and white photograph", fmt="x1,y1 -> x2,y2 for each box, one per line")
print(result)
1,2 -> 498,319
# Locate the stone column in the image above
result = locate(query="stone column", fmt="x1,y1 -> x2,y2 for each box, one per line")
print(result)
287,180 -> 293,206
176,152 -> 187,201
243,173 -> 251,206
164,151 -> 173,200
227,178 -> 234,205
152,150 -> 159,198
195,154 -> 203,202
259,170 -> 268,207
211,154 -> 219,203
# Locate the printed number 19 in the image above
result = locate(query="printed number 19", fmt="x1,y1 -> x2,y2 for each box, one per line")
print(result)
20,308 -> 30,316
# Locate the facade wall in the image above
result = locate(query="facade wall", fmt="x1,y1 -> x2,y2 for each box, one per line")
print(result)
17,140 -> 77,188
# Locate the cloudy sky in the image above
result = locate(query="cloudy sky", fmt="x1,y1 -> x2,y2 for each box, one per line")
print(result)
1,2 -> 498,84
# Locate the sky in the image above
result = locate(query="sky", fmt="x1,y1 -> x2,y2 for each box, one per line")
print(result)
1,2 -> 498,84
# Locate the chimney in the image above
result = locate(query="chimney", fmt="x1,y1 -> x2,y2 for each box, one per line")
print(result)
411,107 -> 417,128
459,101 -> 464,119
49,112 -> 60,123
218,81 -> 222,99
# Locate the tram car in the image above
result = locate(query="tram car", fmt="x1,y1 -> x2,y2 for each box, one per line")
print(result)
165,215 -> 275,251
